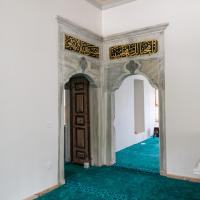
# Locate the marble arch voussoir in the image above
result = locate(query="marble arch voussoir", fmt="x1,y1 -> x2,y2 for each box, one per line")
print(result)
57,16 -> 169,184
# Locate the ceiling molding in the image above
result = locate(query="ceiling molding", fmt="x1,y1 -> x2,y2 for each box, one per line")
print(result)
57,15 -> 169,42
103,23 -> 169,41
85,0 -> 136,10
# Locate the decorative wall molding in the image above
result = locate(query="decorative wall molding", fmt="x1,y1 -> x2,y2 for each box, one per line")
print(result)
57,16 -> 169,185
57,16 -> 103,185
103,23 -> 169,42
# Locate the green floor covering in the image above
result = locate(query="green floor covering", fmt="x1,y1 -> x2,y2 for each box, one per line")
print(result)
114,137 -> 159,173
38,163 -> 200,200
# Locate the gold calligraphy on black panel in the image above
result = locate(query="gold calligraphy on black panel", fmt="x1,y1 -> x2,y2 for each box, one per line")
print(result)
109,40 -> 158,60
65,34 -> 99,59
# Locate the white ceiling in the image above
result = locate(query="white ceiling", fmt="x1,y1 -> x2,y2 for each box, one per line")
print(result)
85,0 -> 136,10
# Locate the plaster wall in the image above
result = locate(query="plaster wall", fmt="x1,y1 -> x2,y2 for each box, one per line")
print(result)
2,1 -> 198,199
102,0 -> 200,178
115,75 -> 155,152
0,1 -> 101,200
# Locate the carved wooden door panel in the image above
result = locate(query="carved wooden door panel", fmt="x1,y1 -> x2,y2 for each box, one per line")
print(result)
70,76 -> 90,165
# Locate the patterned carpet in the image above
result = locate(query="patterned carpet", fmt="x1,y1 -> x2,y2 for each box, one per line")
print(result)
114,137 -> 159,173
37,138 -> 200,200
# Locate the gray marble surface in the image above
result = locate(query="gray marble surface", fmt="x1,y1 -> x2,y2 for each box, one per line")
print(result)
57,16 -> 168,184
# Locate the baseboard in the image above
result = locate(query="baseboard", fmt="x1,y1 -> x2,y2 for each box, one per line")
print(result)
24,184 -> 59,200
161,172 -> 200,183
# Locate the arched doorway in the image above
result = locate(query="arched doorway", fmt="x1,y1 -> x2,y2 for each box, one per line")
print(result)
64,73 -> 100,170
105,59 -> 166,175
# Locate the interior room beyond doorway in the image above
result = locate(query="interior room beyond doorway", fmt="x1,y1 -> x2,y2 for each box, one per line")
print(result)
114,75 -> 160,173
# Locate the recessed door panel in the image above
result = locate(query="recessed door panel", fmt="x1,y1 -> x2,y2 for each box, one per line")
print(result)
76,128 -> 85,149
76,116 -> 85,125
75,93 -> 84,113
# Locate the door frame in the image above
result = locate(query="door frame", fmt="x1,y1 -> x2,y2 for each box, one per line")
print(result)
57,16 -> 168,185
64,73 -> 100,169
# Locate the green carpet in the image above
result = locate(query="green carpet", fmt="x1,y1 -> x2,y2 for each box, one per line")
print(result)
37,163 -> 200,200
114,137 -> 159,173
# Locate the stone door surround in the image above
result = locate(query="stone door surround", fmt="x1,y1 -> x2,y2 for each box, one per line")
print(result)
57,16 -> 168,184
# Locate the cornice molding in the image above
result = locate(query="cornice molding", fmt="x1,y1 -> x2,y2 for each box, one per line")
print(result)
57,16 -> 169,43
56,16 -> 103,43
103,23 -> 169,42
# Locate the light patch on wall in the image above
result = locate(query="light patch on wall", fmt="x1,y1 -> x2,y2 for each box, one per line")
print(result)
194,160 -> 200,175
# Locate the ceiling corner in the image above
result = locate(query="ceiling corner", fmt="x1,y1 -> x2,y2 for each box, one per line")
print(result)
85,0 -> 136,10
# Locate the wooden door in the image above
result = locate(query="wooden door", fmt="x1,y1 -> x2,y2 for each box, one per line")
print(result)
70,76 -> 90,165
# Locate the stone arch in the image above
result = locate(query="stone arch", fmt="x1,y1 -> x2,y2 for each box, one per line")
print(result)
109,59 -> 160,92
64,72 -> 97,88
63,56 -> 100,88
111,60 -> 159,92
105,57 -> 166,175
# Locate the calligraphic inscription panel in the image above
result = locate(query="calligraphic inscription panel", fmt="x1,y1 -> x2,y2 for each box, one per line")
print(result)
110,40 -> 158,60
65,34 -> 99,59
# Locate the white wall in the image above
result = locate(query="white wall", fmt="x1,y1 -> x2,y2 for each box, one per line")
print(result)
1,1 -> 200,199
115,75 -> 155,152
103,0 -> 200,178
0,1 -> 101,200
